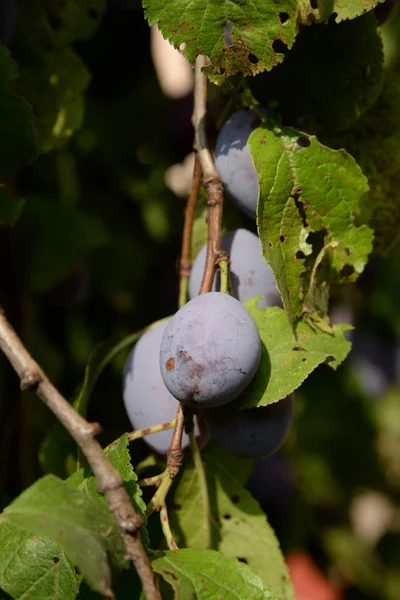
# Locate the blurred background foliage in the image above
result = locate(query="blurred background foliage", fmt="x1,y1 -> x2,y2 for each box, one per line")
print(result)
1,1 -> 400,598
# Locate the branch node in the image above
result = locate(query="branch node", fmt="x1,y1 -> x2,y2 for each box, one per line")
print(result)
20,370 -> 42,391
215,251 -> 230,265
85,421 -> 103,437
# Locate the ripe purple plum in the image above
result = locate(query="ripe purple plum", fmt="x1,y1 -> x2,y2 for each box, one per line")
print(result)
189,228 -> 281,308
123,318 -> 198,454
215,109 -> 260,219
204,394 -> 294,458
159,292 -> 261,408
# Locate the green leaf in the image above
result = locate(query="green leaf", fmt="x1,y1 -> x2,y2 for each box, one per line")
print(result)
43,0 -> 107,46
249,116 -> 372,326
0,45 -> 36,181
0,475 -> 126,596
143,0 -> 298,85
331,72 -> 400,255
152,548 -> 279,599
231,303 -> 352,409
0,188 -> 25,226
143,0 -> 382,85
14,47 -> 90,154
170,443 -> 293,599
17,197 -> 109,293
68,434 -> 147,528
11,0 -> 105,153
0,523 -> 81,600
250,14 -> 384,135
298,0 -> 384,23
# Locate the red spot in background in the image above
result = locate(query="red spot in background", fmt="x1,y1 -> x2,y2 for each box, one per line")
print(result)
286,552 -> 343,600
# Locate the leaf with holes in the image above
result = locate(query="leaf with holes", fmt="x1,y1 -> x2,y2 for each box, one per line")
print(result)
230,303 -> 352,410
142,0 -> 298,85
153,548 -> 281,599
170,442 -> 293,599
298,0 -> 385,24
0,475 -> 127,596
0,523 -> 82,600
249,115 -> 372,327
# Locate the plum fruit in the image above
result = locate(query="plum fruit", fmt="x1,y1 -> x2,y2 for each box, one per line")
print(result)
204,394 -> 294,458
214,109 -> 260,219
123,318 -> 197,454
189,228 -> 281,308
159,292 -> 261,408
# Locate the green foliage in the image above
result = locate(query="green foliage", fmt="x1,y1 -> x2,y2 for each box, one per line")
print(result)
331,74 -> 400,255
143,0 -> 382,85
298,0 -> 384,23
1,0 -> 400,598
152,548 -> 279,599
68,434 -> 147,527
0,46 -> 36,183
250,14 -> 384,135
0,189 -> 25,226
170,442 -> 293,598
17,197 -> 109,293
143,0 -> 298,85
250,115 -> 372,327
11,0 -> 106,153
0,523 -> 81,600
231,303 -> 351,409
0,475 -> 126,596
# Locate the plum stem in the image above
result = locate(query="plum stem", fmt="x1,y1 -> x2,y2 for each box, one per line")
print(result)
146,405 -> 185,519
189,430 -> 212,548
160,504 -> 179,550
179,155 -> 202,308
0,308 -> 161,600
146,473 -> 173,516
192,55 -> 226,296
218,259 -> 230,294
127,419 -> 176,441
138,473 -> 165,487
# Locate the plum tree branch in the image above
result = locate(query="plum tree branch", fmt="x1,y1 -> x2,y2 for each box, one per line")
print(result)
193,55 -> 227,295
0,308 -> 161,600
179,154 -> 202,308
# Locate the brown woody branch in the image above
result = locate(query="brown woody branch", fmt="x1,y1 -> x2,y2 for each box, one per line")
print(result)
193,55 -> 226,295
179,154 -> 202,281
0,309 -> 161,600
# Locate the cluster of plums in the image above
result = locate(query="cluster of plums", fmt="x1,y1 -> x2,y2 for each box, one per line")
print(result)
123,111 -> 294,458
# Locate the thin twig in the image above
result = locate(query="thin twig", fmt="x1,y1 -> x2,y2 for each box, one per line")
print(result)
166,403 -> 185,477
179,154 -> 202,308
127,419 -> 176,442
0,309 -> 161,600
146,405 -> 185,517
138,473 -> 164,487
219,259 -> 230,294
160,504 -> 179,550
193,56 -> 226,295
